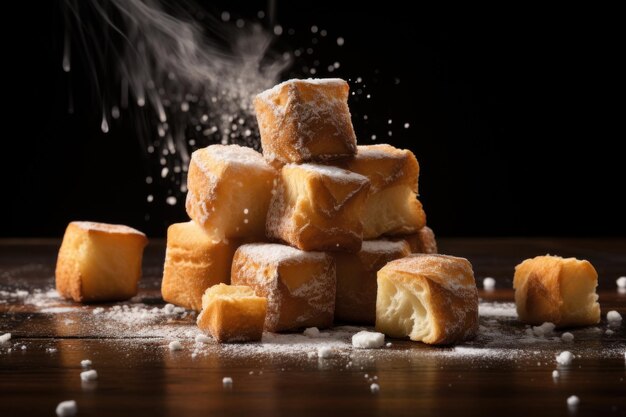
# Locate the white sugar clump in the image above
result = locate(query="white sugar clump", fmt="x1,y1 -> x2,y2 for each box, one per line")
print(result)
561,332 -> 574,342
567,395 -> 580,407
552,370 -> 559,379
56,400 -> 77,417
92,307 -> 105,315
303,327 -> 321,338
222,377 -> 233,388
168,340 -> 183,351
80,370 -> 98,381
0,333 -> 10,343
606,329 -> 614,336
556,351 -> 573,365
317,346 -> 336,359
352,331 -> 385,349
606,310 -> 622,323
195,334 -> 211,344
617,276 -> 626,288
80,359 -> 92,368
370,383 -> 380,393
482,277 -> 496,290
532,322 -> 556,337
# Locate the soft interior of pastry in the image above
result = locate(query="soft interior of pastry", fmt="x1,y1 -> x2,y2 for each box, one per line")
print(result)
377,273 -> 431,341
560,262 -> 600,325
363,185 -> 423,238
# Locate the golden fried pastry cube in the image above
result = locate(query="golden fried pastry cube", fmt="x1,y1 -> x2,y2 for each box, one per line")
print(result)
513,255 -> 600,327
161,221 -> 239,311
55,221 -> 148,303
266,163 -> 370,252
196,284 -> 267,343
344,144 -> 426,239
333,240 -> 410,324
185,145 -> 277,242
375,254 -> 479,345
397,226 -> 438,254
254,78 -> 357,165
231,243 -> 336,332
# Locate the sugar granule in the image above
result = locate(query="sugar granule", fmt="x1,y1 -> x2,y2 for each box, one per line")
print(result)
482,277 -> 496,290
561,332 -> 574,342
532,322 -> 555,337
616,276 -> 626,289
169,340 -> 183,351
370,383 -> 380,393
80,370 -> 98,381
552,370 -> 559,379
303,327 -> 321,338
81,359 -> 92,368
567,395 -> 580,407
56,400 -> 77,417
352,331 -> 385,349
556,351 -> 573,365
222,377 -> 233,388
0,333 -> 10,343
606,310 -> 622,323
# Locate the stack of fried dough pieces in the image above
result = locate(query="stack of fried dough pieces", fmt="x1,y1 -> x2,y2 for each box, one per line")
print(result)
162,78 -> 477,345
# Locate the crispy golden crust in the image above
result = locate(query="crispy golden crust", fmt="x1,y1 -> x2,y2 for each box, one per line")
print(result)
266,163 -> 370,252
230,243 -> 336,332
392,226 -> 438,254
185,145 -> 277,242
344,145 -> 420,193
196,284 -> 267,343
161,221 -> 239,311
513,255 -> 600,327
333,240 -> 410,324
55,221 -> 147,303
254,79 -> 357,164
375,254 -> 479,345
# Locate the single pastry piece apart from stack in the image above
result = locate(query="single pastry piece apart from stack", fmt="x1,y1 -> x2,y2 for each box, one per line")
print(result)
161,221 -> 239,311
343,144 -> 426,239
197,284 -> 267,343
231,243 -> 336,332
266,163 -> 370,252
513,255 -> 600,327
375,254 -> 479,345
56,221 -> 148,302
390,226 -> 438,254
185,144 -> 277,242
254,78 -> 357,165
333,240 -> 410,324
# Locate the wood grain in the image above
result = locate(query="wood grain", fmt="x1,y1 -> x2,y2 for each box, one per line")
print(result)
1,239 -> 625,417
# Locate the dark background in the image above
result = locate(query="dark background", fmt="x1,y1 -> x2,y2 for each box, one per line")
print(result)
4,1 -> 623,238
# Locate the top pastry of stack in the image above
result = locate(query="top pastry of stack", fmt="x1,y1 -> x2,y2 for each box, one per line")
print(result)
162,78 -> 436,331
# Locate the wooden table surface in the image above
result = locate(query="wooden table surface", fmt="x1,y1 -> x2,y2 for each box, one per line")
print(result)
1,238 -> 625,417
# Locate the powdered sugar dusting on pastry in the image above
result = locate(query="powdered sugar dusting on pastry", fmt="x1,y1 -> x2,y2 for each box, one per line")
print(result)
72,221 -> 145,236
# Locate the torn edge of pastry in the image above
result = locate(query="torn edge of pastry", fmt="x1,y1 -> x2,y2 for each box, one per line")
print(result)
375,254 -> 479,345
196,283 -> 267,343
513,255 -> 600,327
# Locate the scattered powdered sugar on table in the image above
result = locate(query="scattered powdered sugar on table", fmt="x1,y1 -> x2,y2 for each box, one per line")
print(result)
478,302 -> 517,318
